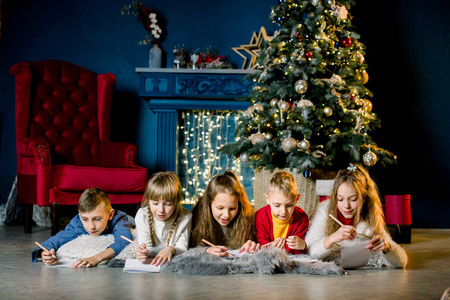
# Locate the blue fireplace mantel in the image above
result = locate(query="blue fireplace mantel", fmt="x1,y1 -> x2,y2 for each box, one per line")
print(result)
136,68 -> 255,172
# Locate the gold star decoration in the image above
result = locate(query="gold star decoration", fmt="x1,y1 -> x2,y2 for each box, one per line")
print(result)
232,27 -> 268,69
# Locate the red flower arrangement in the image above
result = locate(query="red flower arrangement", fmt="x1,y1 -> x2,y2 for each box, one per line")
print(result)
197,53 -> 226,64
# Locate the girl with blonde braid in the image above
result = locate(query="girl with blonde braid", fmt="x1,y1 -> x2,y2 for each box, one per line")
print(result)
135,172 -> 192,266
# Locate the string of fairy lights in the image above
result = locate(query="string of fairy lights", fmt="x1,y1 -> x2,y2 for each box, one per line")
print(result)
179,110 -> 254,204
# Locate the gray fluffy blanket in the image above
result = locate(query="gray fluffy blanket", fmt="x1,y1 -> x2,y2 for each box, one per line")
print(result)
161,247 -> 344,276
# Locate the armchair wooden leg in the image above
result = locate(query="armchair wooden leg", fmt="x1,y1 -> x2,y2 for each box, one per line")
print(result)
23,203 -> 33,234
50,204 -> 60,236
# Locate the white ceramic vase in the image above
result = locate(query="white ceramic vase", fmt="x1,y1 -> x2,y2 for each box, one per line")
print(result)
149,43 -> 162,68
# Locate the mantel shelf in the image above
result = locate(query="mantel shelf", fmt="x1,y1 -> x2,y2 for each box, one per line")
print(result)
135,67 -> 257,75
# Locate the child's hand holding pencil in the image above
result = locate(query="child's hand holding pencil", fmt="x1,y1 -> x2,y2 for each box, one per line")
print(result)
35,241 -> 58,265
202,239 -> 233,257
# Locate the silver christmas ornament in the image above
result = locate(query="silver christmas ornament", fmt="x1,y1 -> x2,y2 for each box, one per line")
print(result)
298,139 -> 310,150
239,152 -> 249,162
279,100 -> 290,112
251,133 -> 265,145
323,106 -> 333,117
362,149 -> 378,166
294,80 -> 308,94
282,137 -> 297,153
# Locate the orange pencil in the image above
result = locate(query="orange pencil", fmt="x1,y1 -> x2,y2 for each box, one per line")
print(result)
201,239 -> 234,257
328,214 -> 366,239
328,213 -> 344,226
120,235 -> 147,250
34,241 -> 56,259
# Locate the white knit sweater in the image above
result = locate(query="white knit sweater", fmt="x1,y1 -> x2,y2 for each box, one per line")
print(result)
305,200 -> 408,268
135,206 -> 192,255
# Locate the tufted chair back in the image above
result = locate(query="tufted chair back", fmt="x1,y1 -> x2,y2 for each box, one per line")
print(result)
11,60 -> 148,234
14,60 -> 103,166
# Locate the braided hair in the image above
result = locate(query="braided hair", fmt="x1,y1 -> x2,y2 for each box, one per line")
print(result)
142,171 -> 183,246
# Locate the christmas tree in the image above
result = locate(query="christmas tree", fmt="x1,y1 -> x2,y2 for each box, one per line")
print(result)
221,0 -> 397,173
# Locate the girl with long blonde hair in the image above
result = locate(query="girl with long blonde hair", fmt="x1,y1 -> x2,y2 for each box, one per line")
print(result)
135,172 -> 192,266
190,171 -> 259,256
305,164 -> 407,268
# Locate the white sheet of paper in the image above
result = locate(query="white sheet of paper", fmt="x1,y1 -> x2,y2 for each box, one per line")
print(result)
340,241 -> 371,269
123,259 -> 161,273
44,259 -> 78,268
226,249 -> 246,257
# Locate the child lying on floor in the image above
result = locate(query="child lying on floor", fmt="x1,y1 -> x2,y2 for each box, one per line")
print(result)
31,188 -> 132,268
189,171 -> 259,256
305,164 -> 408,268
255,171 -> 309,254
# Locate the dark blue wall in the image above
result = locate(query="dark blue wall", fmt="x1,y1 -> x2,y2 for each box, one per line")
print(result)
1,0 -> 449,228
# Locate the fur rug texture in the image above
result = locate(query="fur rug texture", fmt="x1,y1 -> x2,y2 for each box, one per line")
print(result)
161,247 -> 344,276
56,235 -> 343,275
56,234 -> 137,261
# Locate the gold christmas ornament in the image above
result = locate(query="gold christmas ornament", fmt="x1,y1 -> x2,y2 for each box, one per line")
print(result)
323,106 -> 333,116
251,133 -> 265,144
294,79 -> 308,94
270,99 -> 278,107
352,51 -> 365,64
253,103 -> 265,111
298,139 -> 310,150
364,100 -> 373,112
363,149 -> 378,166
297,99 -> 314,108
282,137 -> 297,152
362,70 -> 369,84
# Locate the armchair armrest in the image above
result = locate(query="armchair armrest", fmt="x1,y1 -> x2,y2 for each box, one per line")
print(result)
99,140 -> 138,167
16,137 -> 51,164
16,138 -> 53,206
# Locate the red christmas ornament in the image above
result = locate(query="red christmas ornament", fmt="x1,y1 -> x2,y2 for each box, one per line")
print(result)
305,51 -> 313,58
296,30 -> 302,39
342,37 -> 352,47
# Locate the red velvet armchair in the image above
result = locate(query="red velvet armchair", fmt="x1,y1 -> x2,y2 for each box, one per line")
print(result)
10,60 -> 148,234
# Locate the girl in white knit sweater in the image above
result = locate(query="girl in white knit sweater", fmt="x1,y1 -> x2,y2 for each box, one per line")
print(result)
305,164 -> 407,268
135,172 -> 192,266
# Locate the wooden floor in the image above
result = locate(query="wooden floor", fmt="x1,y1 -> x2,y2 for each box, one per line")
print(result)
0,226 -> 449,300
